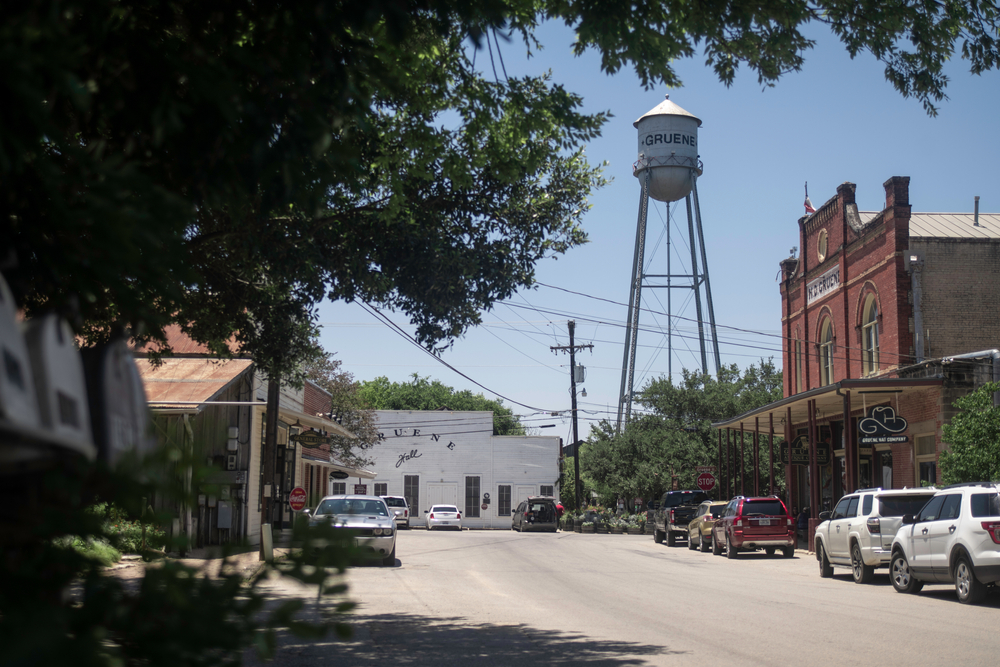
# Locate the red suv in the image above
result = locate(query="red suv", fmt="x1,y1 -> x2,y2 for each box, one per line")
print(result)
711,496 -> 796,559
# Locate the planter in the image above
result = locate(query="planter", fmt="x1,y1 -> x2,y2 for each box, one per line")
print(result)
574,523 -> 582,533
581,524 -> 595,533
561,518 -> 573,531
611,526 -> 624,534
596,524 -> 609,534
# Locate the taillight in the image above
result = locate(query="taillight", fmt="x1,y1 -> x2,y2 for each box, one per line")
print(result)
669,509 -> 676,523
736,519 -> 743,527
786,518 -> 794,527
867,517 -> 881,534
982,522 -> 1000,544
457,512 -> 462,519
429,513 -> 434,519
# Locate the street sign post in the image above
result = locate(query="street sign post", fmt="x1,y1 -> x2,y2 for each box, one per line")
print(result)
696,472 -> 717,492
288,487 -> 307,512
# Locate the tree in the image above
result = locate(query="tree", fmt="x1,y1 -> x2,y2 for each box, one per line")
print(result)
303,353 -> 381,470
940,382 -> 1000,485
358,374 -> 527,436
4,1 -> 998,380
583,361 -> 783,501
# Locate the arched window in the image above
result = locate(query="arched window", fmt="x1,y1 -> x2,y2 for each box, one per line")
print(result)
862,295 -> 879,375
819,319 -> 834,386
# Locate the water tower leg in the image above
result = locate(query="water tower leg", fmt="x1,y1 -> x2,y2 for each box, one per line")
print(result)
685,193 -> 709,374
692,178 -> 722,374
617,170 -> 651,432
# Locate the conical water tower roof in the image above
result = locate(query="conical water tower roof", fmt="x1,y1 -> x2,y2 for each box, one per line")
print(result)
633,94 -> 702,128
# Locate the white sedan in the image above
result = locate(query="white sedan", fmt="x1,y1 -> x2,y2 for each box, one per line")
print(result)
426,505 -> 462,531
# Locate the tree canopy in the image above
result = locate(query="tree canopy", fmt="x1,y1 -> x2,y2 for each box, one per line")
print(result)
358,374 -> 527,436
4,0 -> 997,380
583,361 -> 783,503
940,382 -> 1000,484
304,353 -> 381,469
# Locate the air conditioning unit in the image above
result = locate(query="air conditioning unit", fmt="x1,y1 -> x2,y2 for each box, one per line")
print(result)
226,454 -> 237,471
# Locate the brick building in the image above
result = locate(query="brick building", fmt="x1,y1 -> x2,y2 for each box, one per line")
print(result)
713,177 -> 1000,548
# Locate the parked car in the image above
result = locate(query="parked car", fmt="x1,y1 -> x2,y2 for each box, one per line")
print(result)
305,494 -> 396,566
426,504 -> 462,530
651,490 -> 710,546
687,500 -> 728,552
814,487 -> 937,583
711,496 -> 795,558
381,495 -> 411,529
511,496 -> 559,532
890,482 -> 1000,604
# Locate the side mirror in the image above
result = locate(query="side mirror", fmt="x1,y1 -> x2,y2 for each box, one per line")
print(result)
818,511 -> 832,521
901,514 -> 915,525
302,508 -> 311,516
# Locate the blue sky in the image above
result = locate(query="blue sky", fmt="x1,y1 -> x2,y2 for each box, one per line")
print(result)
317,20 -> 1000,442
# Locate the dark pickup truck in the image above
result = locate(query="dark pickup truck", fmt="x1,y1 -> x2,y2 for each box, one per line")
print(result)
651,490 -> 711,546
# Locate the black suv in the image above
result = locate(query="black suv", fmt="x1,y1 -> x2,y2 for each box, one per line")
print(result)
651,490 -> 710,546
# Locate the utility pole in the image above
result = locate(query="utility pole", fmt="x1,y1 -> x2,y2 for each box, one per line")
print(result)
551,320 -> 593,510
259,375 -> 280,560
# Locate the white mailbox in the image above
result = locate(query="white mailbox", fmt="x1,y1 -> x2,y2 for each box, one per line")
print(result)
82,338 -> 154,465
22,314 -> 96,460
0,273 -> 41,433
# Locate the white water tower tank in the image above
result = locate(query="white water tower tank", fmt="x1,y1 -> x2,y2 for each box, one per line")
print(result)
634,95 -> 702,202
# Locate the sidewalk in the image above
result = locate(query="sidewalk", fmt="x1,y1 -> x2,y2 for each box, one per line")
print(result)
104,533 -> 295,583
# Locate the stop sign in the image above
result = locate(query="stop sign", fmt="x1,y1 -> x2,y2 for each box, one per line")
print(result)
696,472 -> 716,492
288,487 -> 307,512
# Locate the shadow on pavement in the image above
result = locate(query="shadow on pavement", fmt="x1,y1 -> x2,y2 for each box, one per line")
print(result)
244,608 -> 686,667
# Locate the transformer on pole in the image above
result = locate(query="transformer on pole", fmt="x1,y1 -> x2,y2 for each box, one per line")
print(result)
616,96 -> 721,432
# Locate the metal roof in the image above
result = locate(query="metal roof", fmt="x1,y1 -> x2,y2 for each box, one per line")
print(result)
854,211 -> 1000,239
137,357 -> 253,408
633,94 -> 702,127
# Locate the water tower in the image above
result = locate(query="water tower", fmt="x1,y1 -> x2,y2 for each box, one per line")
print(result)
617,95 -> 721,430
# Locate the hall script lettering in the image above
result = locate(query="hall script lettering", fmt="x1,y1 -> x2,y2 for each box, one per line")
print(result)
396,449 -> 422,468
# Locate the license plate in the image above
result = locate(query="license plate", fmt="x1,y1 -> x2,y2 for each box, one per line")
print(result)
758,519 -> 771,526
440,521 -> 450,525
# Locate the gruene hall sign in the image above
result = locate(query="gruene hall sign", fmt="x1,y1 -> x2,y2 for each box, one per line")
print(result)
780,434 -> 831,466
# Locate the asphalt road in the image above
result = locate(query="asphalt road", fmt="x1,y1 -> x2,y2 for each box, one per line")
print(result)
246,528 -> 1000,666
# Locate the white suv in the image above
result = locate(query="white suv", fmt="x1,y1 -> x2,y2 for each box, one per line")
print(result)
814,487 -> 937,584
381,496 -> 410,528
890,483 -> 1000,604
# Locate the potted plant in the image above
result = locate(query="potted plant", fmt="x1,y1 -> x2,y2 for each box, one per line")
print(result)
610,517 -> 624,534
581,521 -> 595,533
573,513 -> 584,532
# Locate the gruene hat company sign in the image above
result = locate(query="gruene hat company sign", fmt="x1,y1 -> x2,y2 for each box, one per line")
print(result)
858,406 -> 908,445
780,434 -> 831,466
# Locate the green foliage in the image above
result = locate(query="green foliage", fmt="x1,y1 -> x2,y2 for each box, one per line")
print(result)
304,351 -> 380,469
583,360 -> 783,501
940,382 -> 1000,484
358,374 -> 526,435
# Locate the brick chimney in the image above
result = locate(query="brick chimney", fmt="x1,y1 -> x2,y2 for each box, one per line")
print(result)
883,176 -> 910,209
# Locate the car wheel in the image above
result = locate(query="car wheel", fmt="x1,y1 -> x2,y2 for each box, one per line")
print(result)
700,534 -> 710,553
890,551 -> 923,594
688,533 -> 698,550
653,528 -> 664,544
955,556 -> 987,604
782,547 -> 794,558
851,543 -> 875,584
818,543 -> 833,578
712,533 -> 722,556
667,531 -> 676,547
726,535 -> 737,559
764,548 -> 775,556
382,545 -> 396,567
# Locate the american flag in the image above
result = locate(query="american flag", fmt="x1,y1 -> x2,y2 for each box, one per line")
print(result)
804,182 -> 815,214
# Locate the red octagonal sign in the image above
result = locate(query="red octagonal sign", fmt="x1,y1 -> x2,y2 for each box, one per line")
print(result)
288,487 -> 307,512
696,472 -> 716,493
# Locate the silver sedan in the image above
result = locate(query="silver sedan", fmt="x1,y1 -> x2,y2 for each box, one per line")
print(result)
426,504 -> 462,531
306,494 -> 396,565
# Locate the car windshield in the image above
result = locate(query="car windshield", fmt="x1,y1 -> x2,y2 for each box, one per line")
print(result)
741,500 -> 786,516
316,499 -> 388,517
664,492 -> 709,508
383,498 -> 407,507
879,495 -> 934,517
432,506 -> 458,513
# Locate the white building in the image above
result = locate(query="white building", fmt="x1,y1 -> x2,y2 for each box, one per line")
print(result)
339,410 -> 561,529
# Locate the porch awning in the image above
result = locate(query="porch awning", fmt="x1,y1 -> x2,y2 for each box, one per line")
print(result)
712,377 -> 945,434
